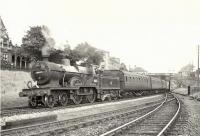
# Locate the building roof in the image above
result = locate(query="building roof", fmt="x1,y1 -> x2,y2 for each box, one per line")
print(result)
0,16 -> 9,39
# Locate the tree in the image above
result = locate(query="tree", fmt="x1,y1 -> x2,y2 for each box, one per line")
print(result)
58,43 -> 80,66
67,49 -> 82,66
72,42 -> 104,66
21,25 -> 55,61
21,26 -> 46,60
179,63 -> 194,73
48,48 -> 65,64
120,63 -> 128,71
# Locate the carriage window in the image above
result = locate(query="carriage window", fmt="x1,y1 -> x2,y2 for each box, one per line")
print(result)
125,76 -> 127,82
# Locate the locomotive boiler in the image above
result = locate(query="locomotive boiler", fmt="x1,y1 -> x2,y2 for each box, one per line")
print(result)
30,60 -> 94,87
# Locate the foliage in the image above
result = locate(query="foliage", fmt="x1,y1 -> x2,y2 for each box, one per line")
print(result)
21,26 -> 45,60
67,50 -> 81,66
120,63 -> 128,71
21,25 -> 55,61
48,49 -> 65,64
73,42 -> 104,66
48,42 -> 104,66
0,59 -> 12,69
179,63 -> 194,72
174,64 -> 197,87
21,26 -> 103,66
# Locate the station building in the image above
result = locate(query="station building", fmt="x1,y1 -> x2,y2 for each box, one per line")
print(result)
0,16 -> 31,69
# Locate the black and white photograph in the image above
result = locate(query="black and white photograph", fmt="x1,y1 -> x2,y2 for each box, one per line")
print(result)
0,0 -> 200,135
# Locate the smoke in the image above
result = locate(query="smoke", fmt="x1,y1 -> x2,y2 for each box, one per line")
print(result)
41,25 -> 55,56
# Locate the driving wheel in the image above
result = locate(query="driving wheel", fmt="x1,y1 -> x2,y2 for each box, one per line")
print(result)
86,88 -> 96,103
58,93 -> 69,106
71,90 -> 83,105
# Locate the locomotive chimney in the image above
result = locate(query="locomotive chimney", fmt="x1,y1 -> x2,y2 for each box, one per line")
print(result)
41,45 -> 50,62
42,55 -> 49,61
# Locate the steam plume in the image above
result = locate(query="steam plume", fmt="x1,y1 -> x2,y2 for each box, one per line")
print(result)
41,25 -> 55,56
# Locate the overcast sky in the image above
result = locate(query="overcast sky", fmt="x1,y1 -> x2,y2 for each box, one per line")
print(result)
1,0 -> 200,73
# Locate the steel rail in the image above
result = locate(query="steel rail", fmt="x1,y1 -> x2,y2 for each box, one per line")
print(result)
33,98 -> 172,136
1,94 -> 162,117
100,93 -> 168,136
157,94 -> 180,136
1,99 -> 165,134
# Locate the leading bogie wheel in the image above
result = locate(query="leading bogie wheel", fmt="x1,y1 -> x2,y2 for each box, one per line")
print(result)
28,96 -> 37,108
44,95 -> 55,108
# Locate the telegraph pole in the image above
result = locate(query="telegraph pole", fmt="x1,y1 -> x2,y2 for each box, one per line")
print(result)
198,45 -> 199,90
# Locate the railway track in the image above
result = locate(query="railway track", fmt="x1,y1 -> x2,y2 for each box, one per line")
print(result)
1,99 -> 125,117
100,93 -> 180,136
1,94 -> 163,117
1,95 -> 167,136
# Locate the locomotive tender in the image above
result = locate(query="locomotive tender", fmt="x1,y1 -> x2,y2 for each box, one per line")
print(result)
19,60 -> 169,108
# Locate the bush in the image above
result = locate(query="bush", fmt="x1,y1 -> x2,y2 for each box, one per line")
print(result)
0,59 -> 12,69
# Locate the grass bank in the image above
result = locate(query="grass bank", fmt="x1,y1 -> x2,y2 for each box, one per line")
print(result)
191,92 -> 200,101
0,70 -> 33,108
173,87 -> 200,101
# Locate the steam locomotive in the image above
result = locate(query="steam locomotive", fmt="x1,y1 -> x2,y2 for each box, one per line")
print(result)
19,60 -> 169,108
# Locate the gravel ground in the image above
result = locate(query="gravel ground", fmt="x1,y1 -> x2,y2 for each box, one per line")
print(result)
1,94 -> 163,127
57,93 -> 200,136
61,95 -> 173,136
169,94 -> 200,136
61,105 -> 157,136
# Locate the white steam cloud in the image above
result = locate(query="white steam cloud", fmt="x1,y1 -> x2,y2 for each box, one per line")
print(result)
41,25 -> 55,56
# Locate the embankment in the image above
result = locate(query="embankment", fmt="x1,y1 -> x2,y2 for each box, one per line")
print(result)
0,70 -> 33,108
173,87 -> 200,101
